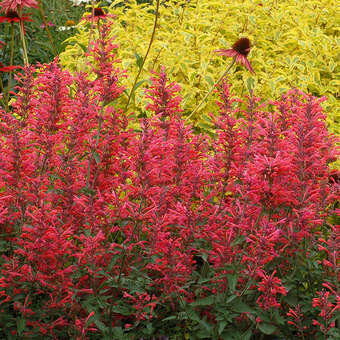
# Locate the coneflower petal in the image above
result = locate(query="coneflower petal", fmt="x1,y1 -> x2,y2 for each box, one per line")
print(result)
215,37 -> 255,73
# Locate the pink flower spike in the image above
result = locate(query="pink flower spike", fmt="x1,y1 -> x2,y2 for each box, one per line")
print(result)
215,37 -> 255,74
0,0 -> 38,12
0,62 -> 23,72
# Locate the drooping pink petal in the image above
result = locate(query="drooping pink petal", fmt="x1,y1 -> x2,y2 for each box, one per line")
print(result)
215,37 -> 255,73
0,0 -> 38,12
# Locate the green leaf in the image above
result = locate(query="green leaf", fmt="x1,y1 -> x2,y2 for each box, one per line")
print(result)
231,300 -> 255,314
75,41 -> 88,52
227,274 -> 238,293
134,80 -> 147,91
110,304 -> 132,316
258,322 -> 277,335
145,321 -> 154,335
273,309 -> 285,325
198,122 -> 213,131
205,75 -> 214,86
246,77 -> 255,93
162,315 -> 177,321
112,326 -> 124,338
135,51 -> 144,69
199,318 -> 213,332
226,295 -> 237,304
190,295 -> 215,306
241,329 -> 252,340
93,315 -> 108,333
202,114 -> 212,123
16,318 -> 25,336
94,152 -> 100,164
186,308 -> 200,322
218,320 -> 227,335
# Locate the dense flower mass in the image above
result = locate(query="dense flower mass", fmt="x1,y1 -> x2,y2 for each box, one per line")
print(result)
0,19 -> 338,340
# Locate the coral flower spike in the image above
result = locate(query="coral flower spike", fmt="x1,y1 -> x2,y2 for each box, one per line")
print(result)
0,0 -> 38,12
215,37 -> 255,74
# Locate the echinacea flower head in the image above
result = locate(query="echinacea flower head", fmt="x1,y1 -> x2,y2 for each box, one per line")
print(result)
94,7 -> 106,18
0,9 -> 32,23
215,37 -> 255,74
83,7 -> 115,23
0,0 -> 38,12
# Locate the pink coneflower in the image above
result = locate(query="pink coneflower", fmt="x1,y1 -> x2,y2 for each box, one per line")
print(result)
0,9 -> 32,23
94,7 -> 106,18
215,37 -> 255,74
0,0 -> 38,12
83,7 -> 110,22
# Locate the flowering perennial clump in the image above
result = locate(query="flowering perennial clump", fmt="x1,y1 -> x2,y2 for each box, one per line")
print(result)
0,20 -> 339,340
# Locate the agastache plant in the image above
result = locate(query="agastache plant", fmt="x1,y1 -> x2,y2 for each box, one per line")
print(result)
0,20 -> 339,340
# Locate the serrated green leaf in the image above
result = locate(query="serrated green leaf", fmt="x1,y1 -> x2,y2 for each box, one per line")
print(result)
258,322 -> 277,335
191,295 -> 215,306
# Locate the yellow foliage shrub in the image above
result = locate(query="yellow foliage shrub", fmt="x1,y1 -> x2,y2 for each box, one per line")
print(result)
60,0 -> 339,139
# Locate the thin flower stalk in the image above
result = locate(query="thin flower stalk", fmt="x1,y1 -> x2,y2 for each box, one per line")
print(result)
124,0 -> 160,111
37,0 -> 56,56
188,57 -> 236,120
188,38 -> 255,120
18,7 -> 29,65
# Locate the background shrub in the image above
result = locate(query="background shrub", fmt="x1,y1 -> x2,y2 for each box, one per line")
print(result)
60,0 -> 339,138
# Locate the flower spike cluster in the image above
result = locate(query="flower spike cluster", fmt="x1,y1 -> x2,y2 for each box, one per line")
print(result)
0,24 -> 338,339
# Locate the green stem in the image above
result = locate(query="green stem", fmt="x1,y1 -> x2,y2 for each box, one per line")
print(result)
124,0 -> 160,111
18,9 -> 29,66
38,0 -> 57,56
88,0 -> 96,46
0,77 -> 8,110
187,57 -> 236,121
85,106 -> 104,190
5,23 -> 15,109
108,218 -> 140,338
